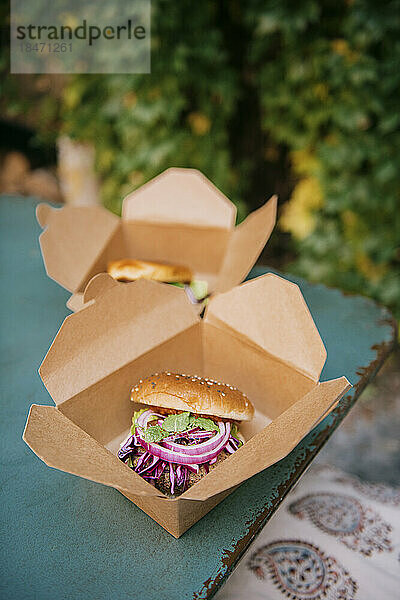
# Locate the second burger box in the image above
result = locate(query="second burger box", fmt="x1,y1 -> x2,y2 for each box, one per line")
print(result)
23,272 -> 350,538
36,167 -> 277,311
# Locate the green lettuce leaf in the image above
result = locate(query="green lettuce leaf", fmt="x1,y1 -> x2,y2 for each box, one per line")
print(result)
191,417 -> 218,431
143,425 -> 169,443
131,408 -> 148,434
162,411 -> 191,432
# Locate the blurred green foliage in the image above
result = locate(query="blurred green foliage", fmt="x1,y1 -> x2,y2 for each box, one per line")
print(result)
60,3 -> 243,215
2,0 -> 400,317
250,0 -> 400,319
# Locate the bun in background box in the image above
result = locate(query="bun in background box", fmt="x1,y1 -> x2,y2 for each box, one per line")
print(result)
36,167 -> 277,311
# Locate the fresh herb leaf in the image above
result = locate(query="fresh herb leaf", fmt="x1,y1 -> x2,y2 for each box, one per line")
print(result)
143,425 -> 169,443
162,411 -> 191,432
192,417 -> 218,432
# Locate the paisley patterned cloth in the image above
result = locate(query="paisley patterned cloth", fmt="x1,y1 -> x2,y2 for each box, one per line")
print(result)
215,465 -> 400,600
289,492 -> 392,556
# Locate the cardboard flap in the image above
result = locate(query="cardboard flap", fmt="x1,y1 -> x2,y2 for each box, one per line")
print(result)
83,272 -> 119,303
122,168 -> 236,228
66,293 -> 85,312
39,279 -> 200,404
23,405 -> 163,497
36,202 -> 54,227
64,275 -> 119,312
206,273 -> 327,382
183,376 -> 351,500
216,195 -> 278,292
37,203 -> 120,293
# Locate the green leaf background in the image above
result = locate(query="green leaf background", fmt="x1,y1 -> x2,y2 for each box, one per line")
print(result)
2,0 -> 399,318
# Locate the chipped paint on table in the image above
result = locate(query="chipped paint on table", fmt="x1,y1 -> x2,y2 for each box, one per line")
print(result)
0,197 -> 396,600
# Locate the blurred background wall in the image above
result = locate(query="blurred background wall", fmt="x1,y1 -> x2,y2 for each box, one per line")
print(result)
1,0 -> 399,320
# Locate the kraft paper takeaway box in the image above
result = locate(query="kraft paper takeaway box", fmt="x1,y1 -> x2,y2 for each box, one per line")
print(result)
23,273 -> 350,538
36,167 -> 277,311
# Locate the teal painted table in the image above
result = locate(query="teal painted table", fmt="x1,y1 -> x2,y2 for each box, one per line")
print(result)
0,196 -> 396,599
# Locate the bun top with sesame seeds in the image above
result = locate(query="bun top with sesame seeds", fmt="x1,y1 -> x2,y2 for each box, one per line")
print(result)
131,372 -> 254,422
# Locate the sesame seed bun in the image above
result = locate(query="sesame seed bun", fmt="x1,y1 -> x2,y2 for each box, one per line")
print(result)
131,372 -> 254,422
107,259 -> 192,283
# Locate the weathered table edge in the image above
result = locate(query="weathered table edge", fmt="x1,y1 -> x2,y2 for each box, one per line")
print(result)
198,276 -> 398,600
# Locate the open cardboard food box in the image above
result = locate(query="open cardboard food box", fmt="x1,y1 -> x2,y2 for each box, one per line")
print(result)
36,167 -> 277,311
23,272 -> 350,537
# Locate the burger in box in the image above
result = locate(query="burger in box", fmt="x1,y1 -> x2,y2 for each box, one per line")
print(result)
23,273 -> 350,537
36,167 -> 277,311
119,372 -> 254,496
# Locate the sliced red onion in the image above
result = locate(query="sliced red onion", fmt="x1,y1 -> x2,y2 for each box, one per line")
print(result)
169,463 -> 176,495
121,409 -> 243,494
230,437 -> 241,448
135,410 -> 149,428
162,421 -> 227,456
162,429 -> 197,442
187,431 -> 215,441
225,442 -> 236,454
161,428 -> 213,443
226,437 -> 240,452
137,422 -> 231,465
136,409 -> 163,429
186,464 -> 199,474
